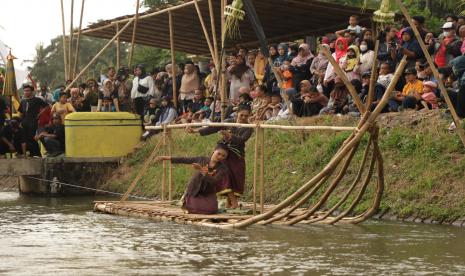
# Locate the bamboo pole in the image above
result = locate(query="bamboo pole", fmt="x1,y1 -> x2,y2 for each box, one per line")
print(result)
259,127 -> 265,214
208,0 -> 219,67
168,130 -> 173,202
69,0 -> 74,79
321,46 -> 366,114
78,0 -> 203,35
395,0 -> 465,148
64,17 -> 135,91
128,0 -> 140,69
120,136 -> 163,201
162,125 -> 167,201
366,40 -> 379,109
116,23 -> 120,69
220,0 -> 227,122
193,0 -> 217,63
252,125 -> 259,215
169,11 -> 178,109
60,0 -> 69,80
73,0 -> 85,80
146,123 -> 356,131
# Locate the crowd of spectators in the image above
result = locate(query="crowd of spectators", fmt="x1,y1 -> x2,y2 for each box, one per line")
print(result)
1,13 -> 465,157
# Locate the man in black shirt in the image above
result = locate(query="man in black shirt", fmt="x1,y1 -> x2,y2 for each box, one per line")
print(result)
35,113 -> 65,157
18,84 -> 49,157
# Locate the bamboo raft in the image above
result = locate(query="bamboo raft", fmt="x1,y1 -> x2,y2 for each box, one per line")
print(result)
93,200 -> 369,228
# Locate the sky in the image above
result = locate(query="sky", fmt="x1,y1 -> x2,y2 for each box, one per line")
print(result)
0,0 -> 147,70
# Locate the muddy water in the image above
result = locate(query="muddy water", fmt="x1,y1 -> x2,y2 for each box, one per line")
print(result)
1,192 -> 464,275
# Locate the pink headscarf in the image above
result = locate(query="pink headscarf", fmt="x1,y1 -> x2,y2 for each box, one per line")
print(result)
335,37 -> 349,63
291,43 -> 314,66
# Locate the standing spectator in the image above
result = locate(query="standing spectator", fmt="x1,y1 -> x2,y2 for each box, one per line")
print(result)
51,92 -> 75,122
179,61 -> 200,114
164,63 -> 182,101
412,15 -> 428,40
83,79 -> 99,111
396,27 -> 424,69
69,88 -> 85,112
227,55 -> 255,104
275,43 -> 290,67
115,67 -> 132,112
459,24 -> 465,55
36,84 -> 53,104
156,96 -> 177,126
377,26 -> 398,67
131,64 -> 154,120
431,22 -> 461,68
18,84 -> 49,157
291,43 -> 314,90
247,52 -> 256,68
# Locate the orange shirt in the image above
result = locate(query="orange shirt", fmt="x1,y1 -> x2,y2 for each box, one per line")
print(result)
282,70 -> 293,89
402,80 -> 423,96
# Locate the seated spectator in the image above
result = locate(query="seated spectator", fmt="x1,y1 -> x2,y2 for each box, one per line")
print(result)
291,43 -> 314,90
342,45 -> 361,81
83,79 -> 99,111
391,68 -> 423,110
175,104 -> 194,124
293,80 -> 328,117
194,96 -> 213,121
144,98 -> 161,126
52,86 -> 65,103
156,96 -> 177,126
268,88 -> 296,121
310,43 -> 329,90
249,85 -> 270,121
51,92 -> 75,122
420,81 -> 439,109
34,114 -> 65,157
320,77 -> 349,115
265,94 -> 284,120
359,39 -> 375,75
459,25 -> 465,55
0,120 -> 26,157
98,79 -> 119,112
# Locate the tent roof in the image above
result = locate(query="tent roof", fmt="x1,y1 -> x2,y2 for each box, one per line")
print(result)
81,0 -> 375,55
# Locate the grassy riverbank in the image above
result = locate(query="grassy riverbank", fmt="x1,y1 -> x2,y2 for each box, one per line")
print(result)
101,110 -> 465,223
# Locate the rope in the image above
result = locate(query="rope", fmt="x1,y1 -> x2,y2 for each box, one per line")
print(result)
24,176 -> 155,201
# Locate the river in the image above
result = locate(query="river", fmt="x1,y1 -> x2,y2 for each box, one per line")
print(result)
1,191 -> 464,275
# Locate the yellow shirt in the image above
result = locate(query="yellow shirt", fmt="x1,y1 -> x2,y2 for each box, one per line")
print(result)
51,102 -> 75,121
402,80 -> 423,96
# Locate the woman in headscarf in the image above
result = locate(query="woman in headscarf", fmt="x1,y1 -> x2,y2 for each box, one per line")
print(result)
156,142 -> 230,215
397,27 -> 423,69
358,39 -> 375,75
187,104 -> 253,210
264,45 -> 280,94
274,43 -> 290,67
156,96 -> 177,126
310,44 -> 330,89
131,64 -> 155,120
179,61 -> 200,114
323,37 -> 349,95
343,45 -> 361,81
254,50 -> 267,85
227,55 -> 255,104
83,79 -> 99,111
291,43 -> 314,90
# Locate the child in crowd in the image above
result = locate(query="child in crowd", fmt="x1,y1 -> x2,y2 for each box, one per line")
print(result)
342,45 -> 360,81
175,104 -> 194,124
265,94 -> 284,120
191,89 -> 205,113
320,77 -> 349,115
281,60 -> 293,89
420,81 -> 438,109
100,96 -> 116,112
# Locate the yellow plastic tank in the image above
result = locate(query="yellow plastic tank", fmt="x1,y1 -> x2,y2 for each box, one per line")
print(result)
65,112 -> 142,158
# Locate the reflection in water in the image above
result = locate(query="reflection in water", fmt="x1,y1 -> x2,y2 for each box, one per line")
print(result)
1,192 -> 465,275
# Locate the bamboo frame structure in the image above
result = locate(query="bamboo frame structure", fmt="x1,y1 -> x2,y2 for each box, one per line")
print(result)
73,0 -> 85,80
145,123 -> 356,131
64,17 -> 136,91
60,0 -> 69,80
208,0 -> 219,69
169,11 -> 178,109
259,127 -> 265,213
252,125 -> 259,215
193,0 -> 217,64
128,0 -> 141,69
395,0 -> 465,148
161,125 -> 167,201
